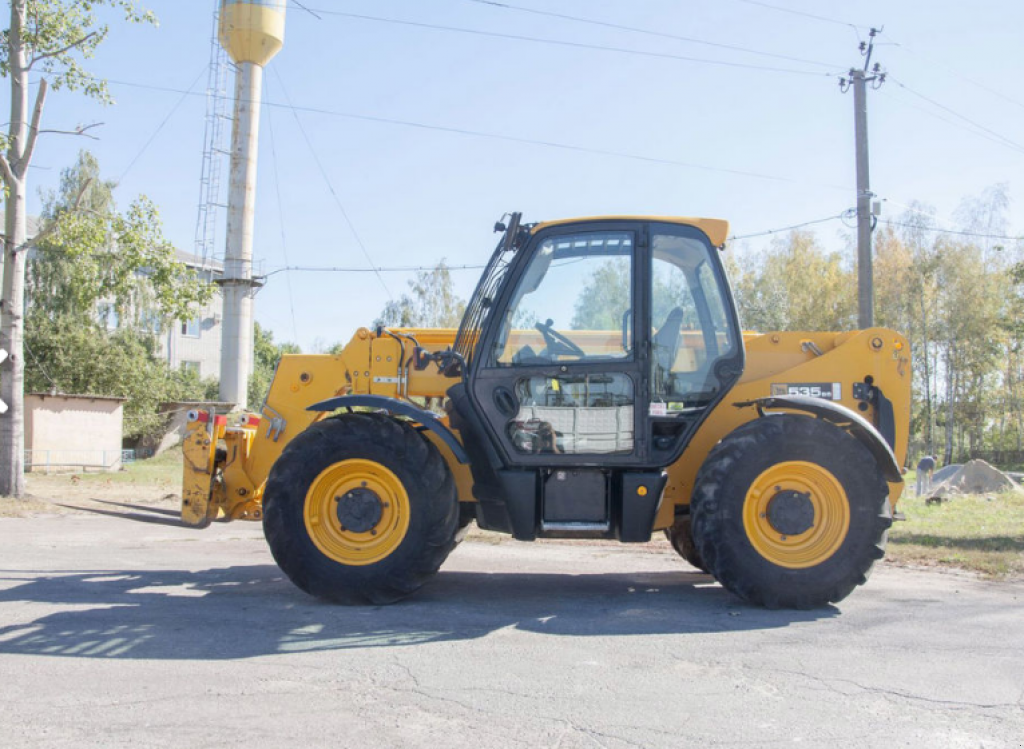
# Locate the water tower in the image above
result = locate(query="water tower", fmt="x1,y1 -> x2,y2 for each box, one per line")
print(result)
217,0 -> 287,408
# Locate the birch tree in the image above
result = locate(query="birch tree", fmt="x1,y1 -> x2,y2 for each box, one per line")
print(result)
0,0 -> 153,497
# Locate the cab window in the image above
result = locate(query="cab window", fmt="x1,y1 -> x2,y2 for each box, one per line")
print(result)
492,231 -> 634,366
650,231 -> 737,405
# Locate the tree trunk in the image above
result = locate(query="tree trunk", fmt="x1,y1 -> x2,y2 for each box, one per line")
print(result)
944,342 -> 955,466
0,188 -> 27,496
919,289 -> 934,452
0,1 -> 31,497
1011,352 -> 1019,450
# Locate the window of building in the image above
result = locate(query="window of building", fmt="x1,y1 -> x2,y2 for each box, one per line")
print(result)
181,361 -> 201,377
97,303 -> 119,330
181,318 -> 201,338
139,310 -> 162,335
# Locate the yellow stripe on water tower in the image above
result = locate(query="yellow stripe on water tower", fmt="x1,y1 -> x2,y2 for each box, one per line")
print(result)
219,0 -> 287,66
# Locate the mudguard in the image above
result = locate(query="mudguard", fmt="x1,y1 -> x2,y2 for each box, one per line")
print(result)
307,394 -> 470,464
736,394 -> 903,483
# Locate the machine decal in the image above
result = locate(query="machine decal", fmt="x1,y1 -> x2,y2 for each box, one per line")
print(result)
770,382 -> 842,401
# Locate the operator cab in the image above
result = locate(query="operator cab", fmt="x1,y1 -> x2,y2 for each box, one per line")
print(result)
446,213 -> 744,541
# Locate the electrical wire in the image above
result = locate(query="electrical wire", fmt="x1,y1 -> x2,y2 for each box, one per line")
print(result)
299,6 -> 834,77
461,0 -> 840,69
264,77 -> 300,342
270,68 -> 394,300
262,214 -> 856,277
880,31 -> 1024,112
876,88 -> 1024,158
878,220 -> 1022,242
117,66 -> 206,183
23,339 -> 62,393
100,75 -> 849,192
888,76 -> 1024,156
728,213 -> 846,240
732,0 -> 869,32
264,263 -> 488,277
874,197 -> 971,233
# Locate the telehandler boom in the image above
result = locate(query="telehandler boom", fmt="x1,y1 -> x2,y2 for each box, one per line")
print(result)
182,214 -> 910,608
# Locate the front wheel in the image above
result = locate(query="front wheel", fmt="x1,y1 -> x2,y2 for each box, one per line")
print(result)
664,517 -> 707,572
691,415 -> 892,609
263,413 -> 459,604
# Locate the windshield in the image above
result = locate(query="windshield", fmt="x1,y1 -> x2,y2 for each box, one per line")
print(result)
492,231 -> 635,365
453,215 -> 522,369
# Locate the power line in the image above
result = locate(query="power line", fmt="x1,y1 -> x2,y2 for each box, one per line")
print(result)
889,76 -> 1024,156
732,0 -> 868,32
261,215 -> 854,277
99,76 -> 849,193
117,66 -> 206,183
729,213 -> 845,240
270,68 -> 394,300
877,87 -> 1024,157
880,31 -> 1024,112
23,339 -> 61,393
264,77 -> 300,342
299,6 -> 834,77
878,220 -> 1022,242
264,263 -> 488,278
461,0 -> 840,69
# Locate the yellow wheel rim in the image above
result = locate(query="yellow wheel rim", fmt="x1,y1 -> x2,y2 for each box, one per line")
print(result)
742,461 -> 850,569
303,459 -> 410,566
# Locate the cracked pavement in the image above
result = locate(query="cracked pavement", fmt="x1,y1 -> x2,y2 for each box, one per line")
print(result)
0,513 -> 1022,748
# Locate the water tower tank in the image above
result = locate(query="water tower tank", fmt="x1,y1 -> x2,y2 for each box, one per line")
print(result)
219,0 -> 287,66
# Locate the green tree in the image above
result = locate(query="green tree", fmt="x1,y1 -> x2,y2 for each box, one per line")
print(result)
17,150 -> 215,444
571,258 -> 630,330
729,230 -> 856,332
375,261 -> 466,328
249,322 -> 300,408
1,0 -> 156,497
28,151 -> 212,326
24,317 -> 212,440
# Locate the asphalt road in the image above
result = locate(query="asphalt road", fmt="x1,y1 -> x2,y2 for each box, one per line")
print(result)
1,508 -> 1022,748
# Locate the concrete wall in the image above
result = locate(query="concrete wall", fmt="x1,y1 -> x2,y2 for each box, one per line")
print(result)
25,394 -> 125,472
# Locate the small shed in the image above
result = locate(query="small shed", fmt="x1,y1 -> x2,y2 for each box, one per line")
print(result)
25,393 -> 126,472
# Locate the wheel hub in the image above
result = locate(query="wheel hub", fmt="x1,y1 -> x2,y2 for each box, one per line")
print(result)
335,487 -> 384,533
766,489 -> 814,536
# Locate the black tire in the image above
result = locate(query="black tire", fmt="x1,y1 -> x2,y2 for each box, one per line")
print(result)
453,503 -> 477,546
664,517 -> 707,572
262,413 -> 459,605
691,415 -> 892,609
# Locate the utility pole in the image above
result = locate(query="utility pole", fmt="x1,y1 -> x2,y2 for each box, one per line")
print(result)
841,29 -> 886,329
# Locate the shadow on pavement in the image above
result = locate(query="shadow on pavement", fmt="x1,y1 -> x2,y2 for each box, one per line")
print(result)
0,561 -> 838,660
53,500 -> 230,527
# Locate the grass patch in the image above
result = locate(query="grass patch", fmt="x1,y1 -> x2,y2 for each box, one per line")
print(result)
24,448 -> 184,505
888,490 -> 1024,577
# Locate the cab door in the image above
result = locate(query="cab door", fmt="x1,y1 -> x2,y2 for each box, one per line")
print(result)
645,222 -> 744,466
468,223 -> 649,468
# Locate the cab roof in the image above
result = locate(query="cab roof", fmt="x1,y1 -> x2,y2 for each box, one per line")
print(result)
530,216 -> 730,248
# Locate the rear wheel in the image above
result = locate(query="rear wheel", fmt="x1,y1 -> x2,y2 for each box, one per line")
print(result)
263,413 -> 459,604
691,415 -> 892,609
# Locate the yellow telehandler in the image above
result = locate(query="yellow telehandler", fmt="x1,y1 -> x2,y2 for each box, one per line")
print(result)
181,214 -> 910,608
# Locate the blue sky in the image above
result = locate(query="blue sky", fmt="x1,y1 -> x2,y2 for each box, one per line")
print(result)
13,0 -> 1024,350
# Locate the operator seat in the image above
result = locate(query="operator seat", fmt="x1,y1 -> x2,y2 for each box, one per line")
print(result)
652,306 -> 684,395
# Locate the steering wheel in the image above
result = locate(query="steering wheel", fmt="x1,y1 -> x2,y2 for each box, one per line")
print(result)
535,319 -> 585,358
